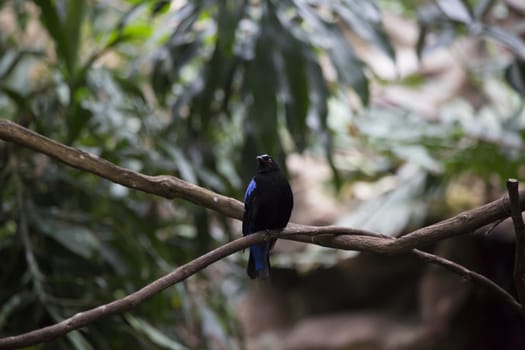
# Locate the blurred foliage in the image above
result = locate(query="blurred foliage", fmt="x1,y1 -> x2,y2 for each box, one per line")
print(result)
330,0 -> 525,238
0,0 -> 525,348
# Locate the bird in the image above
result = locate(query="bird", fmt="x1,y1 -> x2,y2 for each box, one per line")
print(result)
242,154 -> 293,279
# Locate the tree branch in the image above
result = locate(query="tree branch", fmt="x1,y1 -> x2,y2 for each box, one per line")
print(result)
412,248 -> 522,312
0,120 -> 244,220
506,178 -> 525,318
281,190 -> 525,254
1,119 -> 524,348
0,232 -> 267,350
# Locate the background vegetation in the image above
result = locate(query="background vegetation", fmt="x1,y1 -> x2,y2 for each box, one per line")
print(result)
1,0 -> 525,349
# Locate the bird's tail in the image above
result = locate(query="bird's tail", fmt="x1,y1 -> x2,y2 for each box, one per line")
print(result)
247,243 -> 270,279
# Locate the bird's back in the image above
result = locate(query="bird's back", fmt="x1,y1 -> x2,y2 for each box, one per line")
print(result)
250,171 -> 293,232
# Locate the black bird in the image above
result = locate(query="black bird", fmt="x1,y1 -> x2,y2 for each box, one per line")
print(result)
243,154 -> 293,279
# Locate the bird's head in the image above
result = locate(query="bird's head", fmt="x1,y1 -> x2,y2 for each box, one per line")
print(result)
256,154 -> 280,173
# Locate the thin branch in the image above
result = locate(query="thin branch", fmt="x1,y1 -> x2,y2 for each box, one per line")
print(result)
1,225 -> 520,349
506,178 -> 525,318
282,191 -> 525,254
0,232 -> 268,350
0,120 -> 244,220
412,249 -> 522,313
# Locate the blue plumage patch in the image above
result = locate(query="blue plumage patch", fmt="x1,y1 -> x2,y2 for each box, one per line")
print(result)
244,178 -> 256,204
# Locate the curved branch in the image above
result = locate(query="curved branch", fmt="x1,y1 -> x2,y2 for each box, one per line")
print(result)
282,191 -> 523,254
0,120 -> 244,220
412,249 -> 521,312
0,233 -> 267,350
1,226 -> 521,349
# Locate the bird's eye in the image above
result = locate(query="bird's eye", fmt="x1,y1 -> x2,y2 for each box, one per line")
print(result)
263,155 -> 270,161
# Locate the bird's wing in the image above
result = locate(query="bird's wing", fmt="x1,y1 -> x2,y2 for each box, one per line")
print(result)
242,178 -> 257,236
244,178 -> 256,204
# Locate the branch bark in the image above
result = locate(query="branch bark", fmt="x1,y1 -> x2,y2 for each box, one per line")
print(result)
1,119 -> 524,348
0,232 -> 267,350
0,120 -> 244,220
412,248 -> 521,311
1,225 -> 521,349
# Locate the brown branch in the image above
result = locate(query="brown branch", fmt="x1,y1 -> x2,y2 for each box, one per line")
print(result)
412,249 -> 522,313
1,119 -> 524,347
506,178 -> 525,318
282,192 -> 525,254
0,232 -> 268,350
0,120 -> 244,220
1,225 -> 521,349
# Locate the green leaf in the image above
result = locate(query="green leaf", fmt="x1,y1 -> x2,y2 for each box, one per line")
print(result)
107,23 -> 154,47
33,0 -> 67,60
0,292 -> 34,328
305,55 -> 342,186
338,0 -> 396,61
189,1 -> 244,129
473,0 -> 496,20
283,47 -> 310,149
33,0 -> 86,78
482,26 -> 525,60
67,89 -> 93,143
112,73 -> 147,102
38,217 -> 100,259
291,0 -> 369,104
0,85 -> 27,110
125,314 -> 188,350
66,330 -> 94,350
151,27 -> 202,103
159,141 -> 197,183
243,6 -> 279,155
64,0 -> 86,72
270,6 -> 310,149
326,28 -> 369,104
415,23 -> 427,60
504,59 -> 525,96
0,48 -> 45,80
436,0 -> 472,24
115,2 -> 148,32
151,0 -> 171,16
306,55 -> 329,131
